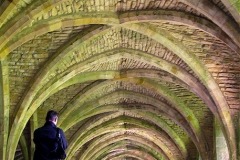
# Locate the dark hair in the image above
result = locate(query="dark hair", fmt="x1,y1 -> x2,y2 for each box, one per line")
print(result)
46,110 -> 58,122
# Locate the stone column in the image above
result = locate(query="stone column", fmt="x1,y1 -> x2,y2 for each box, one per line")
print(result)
30,112 -> 38,160
214,118 -> 229,160
0,60 -> 9,160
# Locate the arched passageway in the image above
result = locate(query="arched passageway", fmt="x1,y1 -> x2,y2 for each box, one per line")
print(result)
0,0 -> 240,159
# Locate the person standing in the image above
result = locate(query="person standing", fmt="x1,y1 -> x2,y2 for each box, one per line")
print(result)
33,110 -> 68,160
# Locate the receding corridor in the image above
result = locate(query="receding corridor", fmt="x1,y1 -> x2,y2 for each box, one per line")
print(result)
0,0 -> 240,159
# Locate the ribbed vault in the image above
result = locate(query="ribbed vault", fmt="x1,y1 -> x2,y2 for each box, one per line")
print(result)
0,0 -> 240,160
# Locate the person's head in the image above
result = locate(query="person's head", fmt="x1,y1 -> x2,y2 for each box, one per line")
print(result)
46,110 -> 58,125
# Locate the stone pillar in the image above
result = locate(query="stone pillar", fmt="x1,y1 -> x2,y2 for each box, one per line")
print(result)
214,118 -> 229,160
30,112 -> 38,160
0,60 -> 9,160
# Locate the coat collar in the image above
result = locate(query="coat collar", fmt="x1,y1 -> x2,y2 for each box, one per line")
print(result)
44,121 -> 56,128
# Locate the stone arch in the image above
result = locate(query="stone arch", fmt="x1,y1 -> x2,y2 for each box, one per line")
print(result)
121,23 -> 236,158
179,0 -> 240,47
60,88 -> 208,159
86,138 -> 164,160
102,149 -> 157,160
7,48 -> 214,159
66,116 -> 180,160
1,1 -> 240,56
1,1 -> 239,160
79,130 -> 184,160
4,6 -> 236,160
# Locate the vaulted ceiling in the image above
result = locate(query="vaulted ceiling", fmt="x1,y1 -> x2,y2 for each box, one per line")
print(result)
0,0 -> 240,160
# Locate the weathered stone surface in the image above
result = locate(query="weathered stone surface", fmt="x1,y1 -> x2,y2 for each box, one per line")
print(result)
0,0 -> 240,160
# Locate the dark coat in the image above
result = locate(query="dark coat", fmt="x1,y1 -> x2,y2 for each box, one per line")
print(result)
33,121 -> 68,160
